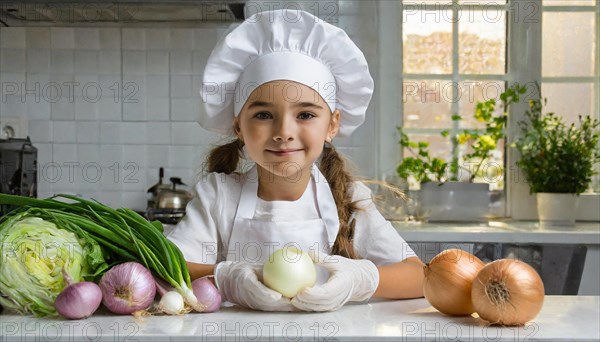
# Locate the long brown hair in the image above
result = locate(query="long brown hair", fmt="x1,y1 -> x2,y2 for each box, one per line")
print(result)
205,139 -> 360,259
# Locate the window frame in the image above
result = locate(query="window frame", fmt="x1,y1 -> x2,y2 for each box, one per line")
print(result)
376,0 -> 600,221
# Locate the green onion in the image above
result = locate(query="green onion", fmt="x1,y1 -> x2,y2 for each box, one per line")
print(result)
0,193 -> 205,312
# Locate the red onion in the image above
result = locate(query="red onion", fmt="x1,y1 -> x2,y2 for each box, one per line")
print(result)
191,277 -> 221,313
55,281 -> 102,319
99,262 -> 156,314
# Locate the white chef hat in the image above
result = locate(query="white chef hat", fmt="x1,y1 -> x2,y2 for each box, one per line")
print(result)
199,9 -> 374,137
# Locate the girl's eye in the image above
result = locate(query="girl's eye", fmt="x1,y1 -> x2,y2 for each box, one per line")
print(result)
298,112 -> 316,120
254,112 -> 272,120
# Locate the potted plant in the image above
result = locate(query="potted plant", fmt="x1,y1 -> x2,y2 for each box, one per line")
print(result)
512,87 -> 600,226
397,83 -> 526,221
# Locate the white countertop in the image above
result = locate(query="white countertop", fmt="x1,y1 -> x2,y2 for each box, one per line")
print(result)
393,221 -> 600,244
1,296 -> 598,341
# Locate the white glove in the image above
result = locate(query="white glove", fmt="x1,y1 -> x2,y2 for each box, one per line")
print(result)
214,261 -> 296,311
291,251 -> 379,312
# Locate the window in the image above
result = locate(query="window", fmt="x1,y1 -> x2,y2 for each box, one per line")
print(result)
541,0 -> 599,192
378,0 -> 599,220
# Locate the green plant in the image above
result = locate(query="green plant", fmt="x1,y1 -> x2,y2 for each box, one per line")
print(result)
513,90 -> 600,194
397,83 -> 526,184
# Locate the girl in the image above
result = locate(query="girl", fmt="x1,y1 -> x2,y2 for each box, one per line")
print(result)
167,9 -> 424,312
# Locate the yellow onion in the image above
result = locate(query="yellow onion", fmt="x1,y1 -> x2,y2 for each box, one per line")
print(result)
472,259 -> 544,326
423,248 -> 485,316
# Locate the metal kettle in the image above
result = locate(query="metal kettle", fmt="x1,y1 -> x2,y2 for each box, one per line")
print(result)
155,177 -> 193,210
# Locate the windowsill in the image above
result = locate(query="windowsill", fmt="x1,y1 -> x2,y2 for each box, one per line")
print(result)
392,220 -> 600,244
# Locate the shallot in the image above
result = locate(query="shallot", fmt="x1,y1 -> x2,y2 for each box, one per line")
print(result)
192,277 -> 221,312
55,272 -> 102,319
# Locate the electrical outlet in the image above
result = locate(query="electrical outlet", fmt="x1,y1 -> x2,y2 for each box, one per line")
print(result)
0,116 -> 28,139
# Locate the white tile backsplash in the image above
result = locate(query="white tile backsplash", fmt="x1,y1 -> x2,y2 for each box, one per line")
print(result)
25,99 -> 51,120
53,121 -> 77,143
75,96 -> 100,121
146,98 -> 170,121
146,145 -> 169,168
2,25 -> 378,206
50,28 -> 75,49
26,28 -> 50,49
100,122 -> 123,143
51,50 -> 75,73
146,51 -> 169,74
123,50 -> 146,74
75,28 -> 100,50
77,144 -> 101,164
99,28 -> 121,49
171,122 -> 203,145
1,28 -> 26,49
146,122 -> 171,144
97,97 -> 122,121
75,50 -> 98,73
146,29 -> 170,50
1,49 -> 26,72
170,75 -> 192,98
121,122 -> 147,144
77,122 -> 100,143
26,49 -> 50,73
1,96 -> 25,118
122,29 -> 145,50
123,101 -> 147,121
146,75 -> 169,97
170,29 -> 193,50
28,120 -> 53,143
170,98 -> 198,121
53,143 -> 78,164
169,145 -> 195,168
100,144 -> 123,166
170,51 -> 192,74
98,50 -> 121,74
51,98 -> 75,120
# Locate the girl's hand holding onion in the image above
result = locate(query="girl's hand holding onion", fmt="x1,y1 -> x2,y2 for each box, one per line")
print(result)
214,261 -> 295,311
290,250 -> 379,312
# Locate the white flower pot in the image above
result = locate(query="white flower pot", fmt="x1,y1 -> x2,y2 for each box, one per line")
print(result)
536,193 -> 579,227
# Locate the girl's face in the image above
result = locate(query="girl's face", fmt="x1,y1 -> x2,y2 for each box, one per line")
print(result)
234,80 -> 340,179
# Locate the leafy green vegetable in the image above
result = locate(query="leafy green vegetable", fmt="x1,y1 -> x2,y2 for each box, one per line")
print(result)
0,194 -> 198,311
0,212 -> 107,317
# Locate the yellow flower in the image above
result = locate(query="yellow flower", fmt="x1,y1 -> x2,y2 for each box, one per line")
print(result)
457,133 -> 470,145
478,135 -> 496,149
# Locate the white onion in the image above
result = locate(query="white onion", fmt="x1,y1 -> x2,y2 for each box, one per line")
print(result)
99,262 -> 156,314
158,291 -> 185,315
262,247 -> 316,298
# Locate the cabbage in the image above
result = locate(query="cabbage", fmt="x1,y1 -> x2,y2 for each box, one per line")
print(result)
0,211 -> 108,317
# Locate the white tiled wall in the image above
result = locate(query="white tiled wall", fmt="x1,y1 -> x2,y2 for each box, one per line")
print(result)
0,5 -> 379,210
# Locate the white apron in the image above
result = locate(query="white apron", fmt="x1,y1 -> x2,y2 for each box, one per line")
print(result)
225,164 -> 340,264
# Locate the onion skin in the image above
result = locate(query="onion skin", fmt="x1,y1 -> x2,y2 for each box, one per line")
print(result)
263,247 -> 316,298
55,282 -> 103,319
191,277 -> 221,313
99,262 -> 156,315
472,259 -> 545,326
423,249 -> 485,316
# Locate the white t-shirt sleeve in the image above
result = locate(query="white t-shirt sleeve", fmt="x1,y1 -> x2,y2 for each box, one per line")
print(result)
350,182 -> 417,265
167,173 -> 227,264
